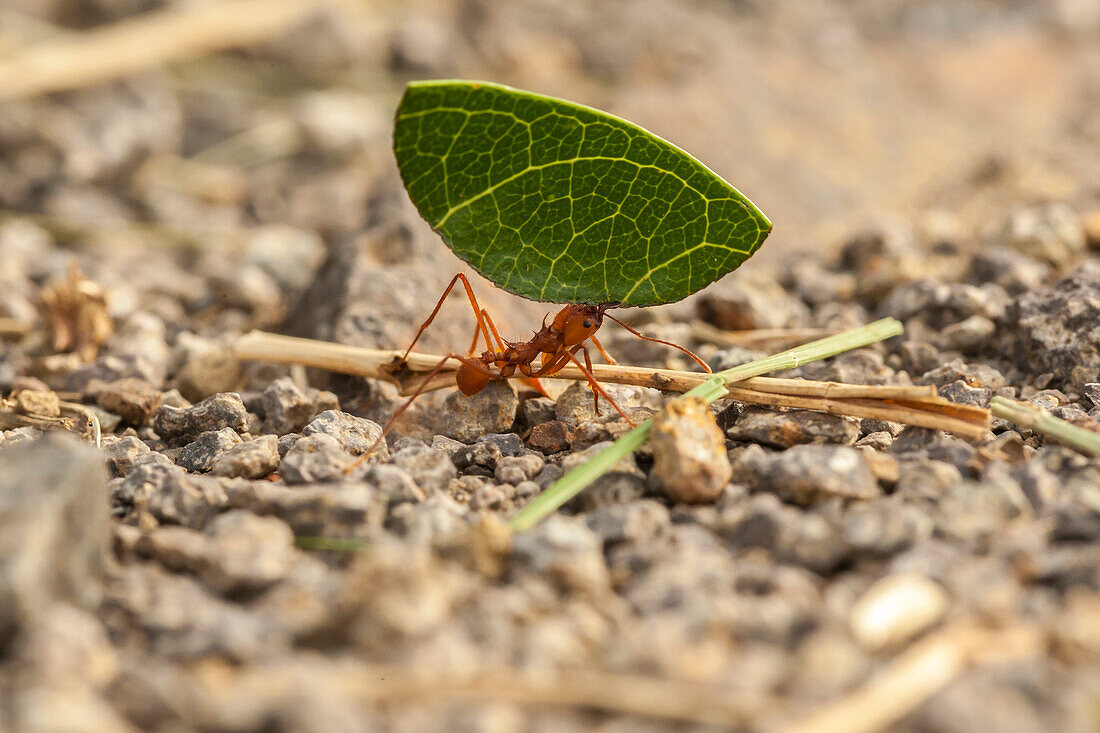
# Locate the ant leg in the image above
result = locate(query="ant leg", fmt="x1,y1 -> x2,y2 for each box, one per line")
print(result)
589,334 -> 617,365
602,313 -> 712,373
403,273 -> 495,362
466,320 -> 483,356
347,353 -> 500,473
480,309 -> 510,354
561,347 -> 636,427
581,344 -> 600,414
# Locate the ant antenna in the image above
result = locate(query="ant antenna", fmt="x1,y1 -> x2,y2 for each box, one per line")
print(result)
602,311 -> 712,373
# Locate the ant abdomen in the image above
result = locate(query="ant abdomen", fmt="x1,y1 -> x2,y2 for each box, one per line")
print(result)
456,362 -> 491,396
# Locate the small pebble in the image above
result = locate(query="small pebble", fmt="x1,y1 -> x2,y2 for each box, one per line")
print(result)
210,435 -> 280,479
748,445 -> 881,505
280,434 -> 351,484
440,381 -> 518,442
519,396 -> 556,429
650,397 -> 731,504
849,572 -> 949,650
95,377 -> 162,425
260,377 -> 315,435
172,428 -> 242,473
303,409 -> 387,459
13,389 -> 61,417
727,406 -> 860,448
389,445 -> 457,494
203,510 -> 297,595
100,435 -> 151,477
528,420 -> 572,453
152,393 -> 249,442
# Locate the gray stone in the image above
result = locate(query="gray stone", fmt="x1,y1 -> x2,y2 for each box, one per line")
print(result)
389,445 -> 457,494
554,381 -> 617,425
938,379 -> 993,407
152,392 -> 248,442
440,380 -> 518,442
519,396 -> 556,429
451,440 -> 502,472
0,434 -> 110,645
469,482 -> 513,511
430,434 -> 464,453
386,494 -> 468,545
1012,261 -> 1100,391
134,525 -> 209,573
104,563 -> 287,662
728,406 -> 860,448
996,203 -> 1087,269
210,435 -> 281,479
842,500 -> 932,556
95,377 -> 162,426
561,441 -> 646,511
224,481 -> 383,538
142,472 -> 228,529
173,428 -> 242,473
893,459 -> 962,503
585,500 -> 671,545
303,409 -> 386,459
695,273 -> 810,330
855,431 -> 894,451
360,464 -> 425,504
512,515 -> 610,596
493,454 -> 545,485
746,445 -> 881,505
966,248 -> 1051,295
203,511 -> 297,595
13,603 -> 118,690
280,434 -> 351,485
100,434 -> 150,477
878,279 -> 1007,327
779,512 -> 851,575
170,333 -> 243,402
940,315 -> 997,353
260,377 -> 314,435
475,432 -> 524,456
918,359 -> 1007,390
1083,383 -> 1100,409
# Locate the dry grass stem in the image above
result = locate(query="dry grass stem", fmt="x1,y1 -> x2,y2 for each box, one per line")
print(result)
0,317 -> 31,336
780,624 -> 1042,733
723,389 -> 989,440
691,322 -> 839,348
235,331 -> 991,439
0,0 -> 343,100
334,665 -> 776,728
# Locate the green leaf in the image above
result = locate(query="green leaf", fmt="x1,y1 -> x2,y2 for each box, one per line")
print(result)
394,80 -> 771,307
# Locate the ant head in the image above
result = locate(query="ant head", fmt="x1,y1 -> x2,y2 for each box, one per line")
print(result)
560,304 -> 604,346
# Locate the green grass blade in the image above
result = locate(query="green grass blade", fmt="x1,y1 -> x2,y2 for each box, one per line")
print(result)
991,396 -> 1100,457
510,318 -> 903,531
295,535 -> 370,552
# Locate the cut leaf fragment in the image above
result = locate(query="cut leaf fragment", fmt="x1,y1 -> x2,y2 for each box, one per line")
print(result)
394,80 -> 771,306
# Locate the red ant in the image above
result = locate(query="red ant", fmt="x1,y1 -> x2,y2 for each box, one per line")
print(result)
352,273 -> 711,466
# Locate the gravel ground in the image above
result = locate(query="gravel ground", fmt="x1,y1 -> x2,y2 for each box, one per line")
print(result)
1,1 -> 1099,731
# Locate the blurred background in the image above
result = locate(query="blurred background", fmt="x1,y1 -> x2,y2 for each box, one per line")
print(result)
0,0 -> 1096,357
2,0 -> 1099,246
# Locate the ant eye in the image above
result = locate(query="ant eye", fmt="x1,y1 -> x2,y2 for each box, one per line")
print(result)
582,320 -> 592,329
